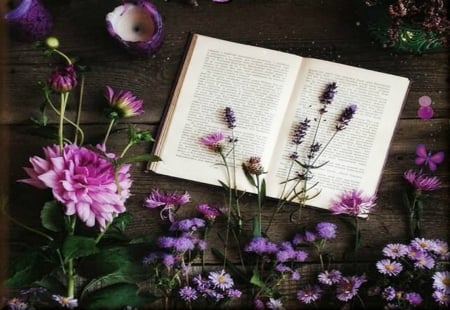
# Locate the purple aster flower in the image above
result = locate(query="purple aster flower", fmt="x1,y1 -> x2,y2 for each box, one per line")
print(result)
404,169 -> 441,191
432,239 -> 450,259
254,299 -> 265,310
266,297 -> 285,310
200,131 -> 226,152
19,144 -> 131,231
382,243 -> 409,259
52,295 -> 78,308
413,252 -> 435,269
297,285 -> 322,304
243,156 -> 264,175
48,64 -> 77,93
208,269 -> 234,290
179,286 -> 198,302
144,188 -> 190,222
226,288 -> 242,298
197,203 -> 221,222
318,269 -> 342,285
433,271 -> 450,293
432,290 -> 450,306
319,82 -> 337,113
224,107 -> 236,129
316,222 -> 337,239
376,259 -> 403,276
382,286 -> 396,301
292,118 -> 310,145
411,237 -> 437,252
405,292 -> 423,306
5,297 -> 28,310
336,104 -> 357,130
335,275 -> 367,302
330,189 -> 376,217
104,86 -> 144,119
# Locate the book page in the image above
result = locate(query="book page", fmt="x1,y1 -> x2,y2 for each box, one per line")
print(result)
266,58 -> 409,210
150,34 -> 303,192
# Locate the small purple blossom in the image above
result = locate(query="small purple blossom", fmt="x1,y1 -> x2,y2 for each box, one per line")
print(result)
432,290 -> 450,306
335,275 -> 367,302
316,222 -> 337,239
336,104 -> 357,130
330,189 -> 377,217
104,86 -> 144,118
52,295 -> 78,308
224,107 -> 236,129
297,285 -> 322,304
376,259 -> 403,276
413,252 -> 435,269
318,269 -> 342,285
197,203 -> 222,222
405,292 -> 423,306
179,286 -> 198,302
5,298 -> 28,310
404,169 -> 441,191
382,243 -> 409,259
200,132 -> 226,152
382,286 -> 396,301
169,218 -> 206,232
172,236 -> 196,252
226,288 -> 242,298
243,156 -> 264,175
208,269 -> 234,290
244,237 -> 278,255
433,271 -> 450,293
266,297 -> 285,310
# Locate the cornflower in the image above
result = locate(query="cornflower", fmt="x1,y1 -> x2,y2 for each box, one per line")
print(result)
200,131 -> 225,152
143,188 -> 191,222
197,203 -> 221,222
404,169 -> 441,192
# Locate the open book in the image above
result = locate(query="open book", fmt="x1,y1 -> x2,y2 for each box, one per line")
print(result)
148,33 -> 410,211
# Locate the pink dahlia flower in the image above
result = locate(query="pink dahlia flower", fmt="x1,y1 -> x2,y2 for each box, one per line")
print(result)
19,144 -> 132,230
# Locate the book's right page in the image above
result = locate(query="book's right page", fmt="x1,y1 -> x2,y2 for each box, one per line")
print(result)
265,58 -> 410,211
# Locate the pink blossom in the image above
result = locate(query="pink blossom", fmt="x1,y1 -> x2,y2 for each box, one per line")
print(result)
330,189 -> 377,217
200,132 -> 225,151
105,86 -> 144,118
19,144 -> 131,230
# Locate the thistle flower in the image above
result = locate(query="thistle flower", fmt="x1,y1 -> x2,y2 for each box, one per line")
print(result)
104,86 -> 144,119
336,104 -> 357,130
19,144 -> 131,230
404,169 -> 441,192
330,189 -> 377,216
319,82 -> 337,113
243,156 -> 264,175
224,106 -> 236,128
48,64 -> 77,93
200,131 -> 225,152
316,222 -> 337,239
197,203 -> 222,222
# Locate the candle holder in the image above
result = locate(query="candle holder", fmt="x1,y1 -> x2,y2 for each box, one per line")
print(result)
4,0 -> 53,41
106,0 -> 164,56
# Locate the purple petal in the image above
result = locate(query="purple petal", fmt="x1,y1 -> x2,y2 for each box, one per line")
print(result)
418,106 -> 433,119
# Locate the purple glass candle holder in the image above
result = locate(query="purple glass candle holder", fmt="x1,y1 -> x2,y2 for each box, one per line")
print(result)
4,0 -> 53,41
106,0 -> 164,56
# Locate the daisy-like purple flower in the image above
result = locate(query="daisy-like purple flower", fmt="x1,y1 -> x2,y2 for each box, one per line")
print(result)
382,286 -> 396,301
266,297 -> 285,310
48,64 -> 77,93
318,269 -> 342,285
208,269 -> 234,290
405,292 -> 423,306
316,222 -> 337,239
197,203 -> 222,222
297,285 -> 322,304
336,104 -> 357,130
19,144 -> 131,231
144,188 -> 190,222
432,290 -> 450,306
200,131 -> 226,152
433,239 -> 450,259
410,237 -> 437,252
330,189 -> 376,217
5,297 -> 28,310
404,169 -> 441,191
376,259 -> 403,276
52,295 -> 78,308
432,271 -> 450,293
382,243 -> 409,259
413,252 -> 435,269
335,275 -> 367,302
226,288 -> 242,298
179,286 -> 198,302
104,86 -> 144,119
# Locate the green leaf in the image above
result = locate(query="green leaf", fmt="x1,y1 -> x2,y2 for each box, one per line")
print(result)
80,271 -> 137,301
250,268 -> 265,288
80,283 -> 153,309
252,215 -> 261,237
242,164 -> 257,187
41,200 -> 65,232
62,236 -> 99,263
117,154 -> 161,165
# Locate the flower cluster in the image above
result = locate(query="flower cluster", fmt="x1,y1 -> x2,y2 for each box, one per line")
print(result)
371,238 -> 450,308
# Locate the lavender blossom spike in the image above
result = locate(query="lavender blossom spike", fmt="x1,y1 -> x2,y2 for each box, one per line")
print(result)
336,104 -> 357,130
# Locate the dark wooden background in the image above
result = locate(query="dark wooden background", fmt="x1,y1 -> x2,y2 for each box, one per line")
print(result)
1,0 -> 449,305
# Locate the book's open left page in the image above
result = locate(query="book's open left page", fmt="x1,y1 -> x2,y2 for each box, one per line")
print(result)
267,57 -> 410,210
149,34 -> 303,192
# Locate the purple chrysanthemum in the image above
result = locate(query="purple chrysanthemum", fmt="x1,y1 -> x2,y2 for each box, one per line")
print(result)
330,189 -> 376,217
404,169 -> 441,191
179,286 -> 198,302
200,131 -> 226,152
376,259 -> 403,276
19,144 -> 131,230
105,86 -> 144,118
52,295 -> 78,309
48,64 -> 77,93
208,270 -> 234,290
292,118 -> 310,145
318,269 -> 342,285
335,275 -> 367,302
316,222 -> 337,239
336,104 -> 357,130
382,243 -> 409,259
297,285 -> 322,304
144,188 -> 190,222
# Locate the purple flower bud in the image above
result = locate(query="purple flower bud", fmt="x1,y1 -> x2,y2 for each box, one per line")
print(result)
48,64 -> 77,93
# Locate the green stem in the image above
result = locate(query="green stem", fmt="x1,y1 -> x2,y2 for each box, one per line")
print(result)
66,216 -> 76,298
256,175 -> 262,237
74,74 -> 85,145
58,92 -> 69,152
219,150 -> 232,269
53,49 -> 72,65
119,141 -> 134,158
103,118 -> 117,146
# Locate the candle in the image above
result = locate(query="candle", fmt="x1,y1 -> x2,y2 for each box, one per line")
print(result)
4,0 -> 53,41
106,0 -> 164,56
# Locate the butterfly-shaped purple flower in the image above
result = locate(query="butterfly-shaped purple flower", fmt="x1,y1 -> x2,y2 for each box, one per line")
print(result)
415,144 -> 445,171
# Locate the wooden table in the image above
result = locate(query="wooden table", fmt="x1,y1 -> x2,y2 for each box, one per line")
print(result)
1,0 -> 449,308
